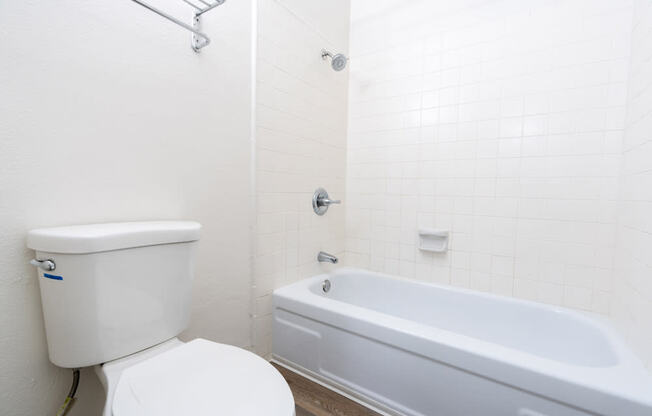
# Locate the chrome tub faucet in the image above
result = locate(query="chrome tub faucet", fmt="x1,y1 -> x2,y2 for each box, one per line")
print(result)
317,251 -> 338,264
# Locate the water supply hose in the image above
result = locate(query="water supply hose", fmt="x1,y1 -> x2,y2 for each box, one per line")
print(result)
55,368 -> 80,416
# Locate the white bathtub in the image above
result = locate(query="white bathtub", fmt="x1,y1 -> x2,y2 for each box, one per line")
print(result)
272,268 -> 652,416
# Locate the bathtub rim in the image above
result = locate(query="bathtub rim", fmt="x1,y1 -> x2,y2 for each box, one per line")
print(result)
273,267 -> 652,416
305,267 -> 623,366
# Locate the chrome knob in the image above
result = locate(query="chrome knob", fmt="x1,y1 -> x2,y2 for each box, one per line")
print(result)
322,279 -> 331,293
30,259 -> 56,271
312,188 -> 341,216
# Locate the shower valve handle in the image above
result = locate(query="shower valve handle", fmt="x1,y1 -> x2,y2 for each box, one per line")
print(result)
318,198 -> 341,207
312,188 -> 342,216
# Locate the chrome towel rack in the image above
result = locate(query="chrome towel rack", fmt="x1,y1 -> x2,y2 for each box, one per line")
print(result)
130,0 -> 226,52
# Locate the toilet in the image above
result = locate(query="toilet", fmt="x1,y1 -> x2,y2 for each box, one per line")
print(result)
27,221 -> 295,416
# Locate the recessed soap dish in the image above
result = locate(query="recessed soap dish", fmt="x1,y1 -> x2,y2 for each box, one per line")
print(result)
418,229 -> 449,253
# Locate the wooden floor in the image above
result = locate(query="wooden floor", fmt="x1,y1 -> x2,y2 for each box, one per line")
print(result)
272,362 -> 382,416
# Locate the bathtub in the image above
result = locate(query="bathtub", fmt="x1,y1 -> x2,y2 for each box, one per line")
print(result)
272,268 -> 652,416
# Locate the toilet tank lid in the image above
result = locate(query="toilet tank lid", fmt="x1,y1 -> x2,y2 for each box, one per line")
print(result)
27,221 -> 201,254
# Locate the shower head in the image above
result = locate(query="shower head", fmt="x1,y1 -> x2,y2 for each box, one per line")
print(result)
331,53 -> 348,71
321,49 -> 348,71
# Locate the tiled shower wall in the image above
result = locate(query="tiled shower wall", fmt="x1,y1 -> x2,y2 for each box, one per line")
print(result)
613,0 -> 652,368
345,0 -> 633,314
252,0 -> 652,369
253,0 -> 350,356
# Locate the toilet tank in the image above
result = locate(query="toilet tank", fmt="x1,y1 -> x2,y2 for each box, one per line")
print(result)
27,221 -> 201,368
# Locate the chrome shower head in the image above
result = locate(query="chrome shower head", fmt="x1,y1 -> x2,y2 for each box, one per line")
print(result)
322,49 -> 348,71
331,53 -> 348,71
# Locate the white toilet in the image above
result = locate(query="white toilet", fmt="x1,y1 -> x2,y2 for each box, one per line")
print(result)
27,221 -> 295,416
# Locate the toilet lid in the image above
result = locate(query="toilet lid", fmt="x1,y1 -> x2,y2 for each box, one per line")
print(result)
112,339 -> 295,416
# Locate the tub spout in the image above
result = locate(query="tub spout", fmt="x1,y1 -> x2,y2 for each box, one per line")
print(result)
317,251 -> 338,264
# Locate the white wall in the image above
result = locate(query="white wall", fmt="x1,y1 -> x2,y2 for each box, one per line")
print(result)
0,0 -> 253,414
613,0 -> 652,369
346,0 -> 633,314
253,0 -> 350,357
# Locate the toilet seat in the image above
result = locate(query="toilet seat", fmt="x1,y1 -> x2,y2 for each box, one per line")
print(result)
111,339 -> 295,416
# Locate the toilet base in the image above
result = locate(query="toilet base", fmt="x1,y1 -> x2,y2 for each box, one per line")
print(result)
95,338 -> 184,416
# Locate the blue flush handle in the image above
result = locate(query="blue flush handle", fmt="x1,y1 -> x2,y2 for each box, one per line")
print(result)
29,259 -> 56,272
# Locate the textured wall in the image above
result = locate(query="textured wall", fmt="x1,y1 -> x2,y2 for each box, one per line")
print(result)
0,0 -> 253,414
346,0 -> 633,314
253,0 -> 350,357
613,0 -> 652,369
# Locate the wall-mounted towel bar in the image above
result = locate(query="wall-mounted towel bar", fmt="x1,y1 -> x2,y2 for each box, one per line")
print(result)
130,0 -> 226,52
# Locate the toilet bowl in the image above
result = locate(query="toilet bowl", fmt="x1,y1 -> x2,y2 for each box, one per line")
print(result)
96,338 -> 294,416
27,221 -> 294,416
